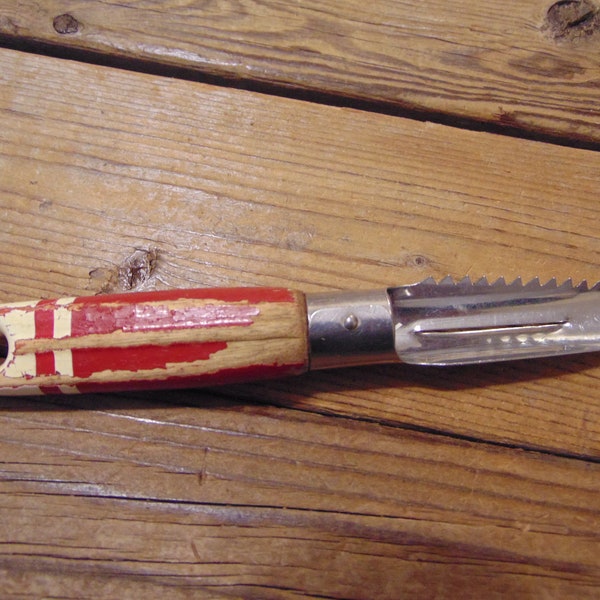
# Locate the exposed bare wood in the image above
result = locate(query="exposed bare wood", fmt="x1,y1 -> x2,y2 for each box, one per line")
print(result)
2,0 -> 600,142
0,395 -> 599,598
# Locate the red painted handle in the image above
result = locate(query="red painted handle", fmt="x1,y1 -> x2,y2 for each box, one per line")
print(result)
0,288 -> 308,395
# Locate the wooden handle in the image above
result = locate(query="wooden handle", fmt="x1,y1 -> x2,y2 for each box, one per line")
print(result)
0,288 -> 309,395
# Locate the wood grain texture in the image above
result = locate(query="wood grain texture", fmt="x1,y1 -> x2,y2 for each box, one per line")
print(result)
1,48 -> 600,457
1,13 -> 600,594
1,394 -> 599,598
2,0 -> 600,142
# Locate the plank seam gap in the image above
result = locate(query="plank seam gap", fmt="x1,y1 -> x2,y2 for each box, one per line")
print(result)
13,393 -> 600,465
179,392 -> 600,466
1,35 -> 600,153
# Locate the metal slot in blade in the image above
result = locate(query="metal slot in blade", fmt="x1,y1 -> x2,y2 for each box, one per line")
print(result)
415,322 -> 567,338
398,320 -> 573,365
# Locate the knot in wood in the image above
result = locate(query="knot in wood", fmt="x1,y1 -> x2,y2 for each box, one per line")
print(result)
53,14 -> 81,35
544,0 -> 600,41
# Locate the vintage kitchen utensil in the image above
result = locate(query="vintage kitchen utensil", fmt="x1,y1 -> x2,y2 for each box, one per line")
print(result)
0,276 -> 598,395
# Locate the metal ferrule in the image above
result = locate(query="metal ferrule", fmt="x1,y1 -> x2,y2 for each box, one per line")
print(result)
306,290 -> 398,370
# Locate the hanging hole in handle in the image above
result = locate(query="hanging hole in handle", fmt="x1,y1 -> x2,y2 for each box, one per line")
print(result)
0,331 -> 8,368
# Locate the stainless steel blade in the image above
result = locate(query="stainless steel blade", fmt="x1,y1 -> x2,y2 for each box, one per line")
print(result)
390,276 -> 600,365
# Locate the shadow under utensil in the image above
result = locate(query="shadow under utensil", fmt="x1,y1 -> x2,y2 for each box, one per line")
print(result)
219,350 -> 600,398
0,351 -> 599,413
0,388 -> 245,414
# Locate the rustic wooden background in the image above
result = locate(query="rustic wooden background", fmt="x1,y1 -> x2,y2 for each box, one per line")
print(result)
1,0 -> 600,597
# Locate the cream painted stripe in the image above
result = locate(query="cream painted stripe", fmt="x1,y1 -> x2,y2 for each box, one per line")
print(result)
53,349 -> 74,377
54,297 -> 75,339
1,302 -> 38,378
54,298 -> 75,380
1,303 -> 37,341
0,385 -> 43,396
0,300 -> 39,309
53,298 -> 75,380
58,384 -> 80,395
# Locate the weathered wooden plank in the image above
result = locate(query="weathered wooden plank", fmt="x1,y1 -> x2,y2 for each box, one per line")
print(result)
1,0 -> 600,142
0,395 -> 599,598
1,47 -> 600,457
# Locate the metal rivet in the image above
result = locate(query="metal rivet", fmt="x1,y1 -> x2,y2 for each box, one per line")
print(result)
343,314 -> 359,331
